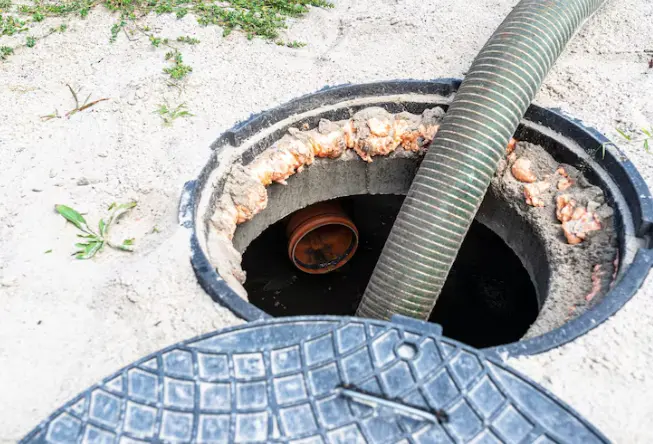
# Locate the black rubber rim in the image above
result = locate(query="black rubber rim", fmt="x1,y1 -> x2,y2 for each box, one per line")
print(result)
180,79 -> 653,359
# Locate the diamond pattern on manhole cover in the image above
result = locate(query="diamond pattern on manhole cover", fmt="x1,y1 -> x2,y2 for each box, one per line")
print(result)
21,316 -> 608,443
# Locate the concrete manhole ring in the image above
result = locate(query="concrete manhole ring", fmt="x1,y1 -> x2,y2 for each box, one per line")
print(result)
180,79 -> 653,358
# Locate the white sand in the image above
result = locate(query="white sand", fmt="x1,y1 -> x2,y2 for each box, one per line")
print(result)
1,0 -> 652,441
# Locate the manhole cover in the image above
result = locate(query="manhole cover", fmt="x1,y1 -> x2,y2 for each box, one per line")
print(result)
23,316 -> 608,443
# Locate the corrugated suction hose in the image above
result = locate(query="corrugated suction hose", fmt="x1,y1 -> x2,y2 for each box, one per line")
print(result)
357,0 -> 607,320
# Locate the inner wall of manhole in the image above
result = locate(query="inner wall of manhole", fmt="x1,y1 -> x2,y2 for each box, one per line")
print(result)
225,149 -> 619,349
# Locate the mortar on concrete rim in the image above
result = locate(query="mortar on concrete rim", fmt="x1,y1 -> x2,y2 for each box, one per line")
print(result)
180,79 -> 653,358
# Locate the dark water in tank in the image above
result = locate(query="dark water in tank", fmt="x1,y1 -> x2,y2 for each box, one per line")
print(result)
242,194 -> 539,348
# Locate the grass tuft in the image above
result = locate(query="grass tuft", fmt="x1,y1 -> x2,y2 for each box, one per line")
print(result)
176,35 -> 199,44
155,101 -> 193,125
40,84 -> 109,120
0,45 -> 13,58
163,49 -> 192,79
601,126 -> 653,158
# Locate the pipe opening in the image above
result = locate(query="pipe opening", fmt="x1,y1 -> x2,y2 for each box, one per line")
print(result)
242,194 -> 539,348
286,201 -> 359,274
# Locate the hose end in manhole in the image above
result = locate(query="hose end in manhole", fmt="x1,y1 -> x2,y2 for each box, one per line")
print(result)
286,201 -> 359,274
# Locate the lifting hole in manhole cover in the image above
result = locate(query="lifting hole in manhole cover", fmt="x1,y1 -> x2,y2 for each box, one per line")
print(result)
395,340 -> 419,360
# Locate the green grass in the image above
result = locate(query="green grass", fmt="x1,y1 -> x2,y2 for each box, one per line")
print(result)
40,84 -> 109,120
601,126 -> 653,158
0,45 -> 12,58
1,0 -> 331,62
163,50 -> 192,80
282,40 -> 306,48
1,14 -> 26,36
619,127 -> 652,152
2,0 -> 331,122
176,35 -> 199,44
155,101 -> 193,125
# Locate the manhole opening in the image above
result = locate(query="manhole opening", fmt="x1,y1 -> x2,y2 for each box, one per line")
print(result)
189,81 -> 651,357
242,194 -> 539,348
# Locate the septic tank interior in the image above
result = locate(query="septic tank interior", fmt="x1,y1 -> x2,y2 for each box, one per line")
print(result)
2,0 -> 653,442
242,194 -> 539,349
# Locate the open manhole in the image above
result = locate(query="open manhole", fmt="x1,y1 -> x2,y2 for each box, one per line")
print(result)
180,80 -> 653,358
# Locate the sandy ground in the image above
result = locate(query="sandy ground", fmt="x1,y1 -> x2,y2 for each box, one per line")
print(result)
1,0 -> 652,442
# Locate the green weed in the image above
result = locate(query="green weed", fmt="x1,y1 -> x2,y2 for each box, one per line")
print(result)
26,35 -> 35,47
41,84 -> 109,120
602,126 -> 653,158
1,14 -> 26,36
110,19 -> 126,42
149,34 -> 165,46
64,84 -> 109,117
40,109 -> 60,121
55,202 -> 137,259
175,7 -> 187,18
284,40 -> 306,48
618,127 -> 653,152
176,35 -> 198,44
163,49 -> 191,79
0,45 -> 13,58
155,101 -> 193,125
